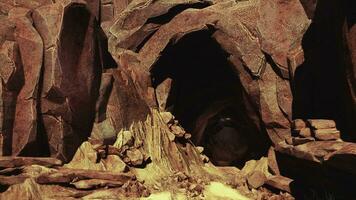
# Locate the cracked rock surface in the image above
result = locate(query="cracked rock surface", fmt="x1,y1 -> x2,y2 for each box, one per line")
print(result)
0,0 -> 355,199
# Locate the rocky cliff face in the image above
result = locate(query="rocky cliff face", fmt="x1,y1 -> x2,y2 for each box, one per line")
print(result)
0,0 -> 355,199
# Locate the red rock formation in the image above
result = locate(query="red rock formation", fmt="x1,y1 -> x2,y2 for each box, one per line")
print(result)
0,0 -> 355,199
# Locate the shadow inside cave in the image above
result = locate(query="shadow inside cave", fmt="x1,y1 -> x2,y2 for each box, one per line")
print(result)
150,29 -> 269,167
293,0 -> 356,142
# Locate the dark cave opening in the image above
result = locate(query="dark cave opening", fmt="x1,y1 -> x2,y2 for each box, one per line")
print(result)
293,0 -> 356,141
151,30 -> 265,166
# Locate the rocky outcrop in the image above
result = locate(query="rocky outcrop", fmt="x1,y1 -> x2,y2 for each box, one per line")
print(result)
0,0 -> 108,160
0,0 -> 355,199
108,0 -> 310,146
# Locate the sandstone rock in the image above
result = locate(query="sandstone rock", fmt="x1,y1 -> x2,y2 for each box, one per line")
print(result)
307,119 -> 336,129
90,118 -> 117,142
200,155 -> 209,163
64,142 -> 99,170
101,3 -> 114,22
0,174 -> 28,186
287,46 -> 305,79
65,141 -> 127,173
188,183 -> 204,193
285,137 -> 293,145
0,40 -> 21,155
0,178 -> 43,199
0,133 -> 3,156
159,111 -> 174,125
1,0 -> 353,199
108,0 -> 310,145
102,155 -> 127,173
114,130 -> 134,150
267,147 -> 280,175
276,140 -> 350,164
36,168 -> 135,184
126,149 -> 144,166
10,8 -> 43,155
0,3 -> 14,17
204,182 -> 250,200
292,119 -> 307,130
32,0 -> 102,160
105,69 -> 151,133
113,0 -> 131,18
265,175 -> 293,193
295,127 -> 312,138
241,157 -> 270,178
0,177 -> 93,199
0,41 -> 21,88
95,73 -> 114,123
71,178 -> 124,190
41,115 -> 80,161
22,165 -> 57,177
155,78 -> 172,111
13,0 -> 52,9
257,0 -> 310,75
314,128 -> 340,141
292,136 -> 315,145
196,146 -> 204,154
170,125 -> 186,137
247,171 -> 267,189
0,157 -> 62,168
184,133 -> 191,139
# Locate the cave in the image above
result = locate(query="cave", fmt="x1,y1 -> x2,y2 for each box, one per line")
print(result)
293,0 -> 356,141
151,29 -> 267,166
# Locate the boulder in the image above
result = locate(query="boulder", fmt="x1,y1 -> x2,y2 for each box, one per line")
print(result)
265,175 -> 292,193
307,119 -> 336,129
295,127 -> 312,138
313,128 -> 341,141
292,119 -> 307,130
126,149 -> 144,166
159,112 -> 175,125
113,130 -> 134,150
65,141 -> 127,173
247,171 -> 267,189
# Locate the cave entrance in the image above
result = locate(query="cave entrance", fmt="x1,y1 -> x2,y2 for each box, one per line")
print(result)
151,29 -> 263,167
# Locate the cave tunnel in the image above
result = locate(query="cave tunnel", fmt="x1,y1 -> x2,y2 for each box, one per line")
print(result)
151,29 -> 269,167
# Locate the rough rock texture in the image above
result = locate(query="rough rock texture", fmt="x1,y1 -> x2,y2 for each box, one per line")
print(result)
0,0 -> 355,199
108,0 -> 310,147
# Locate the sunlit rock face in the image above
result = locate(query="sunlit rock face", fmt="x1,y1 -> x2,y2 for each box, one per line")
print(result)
0,0 -> 355,199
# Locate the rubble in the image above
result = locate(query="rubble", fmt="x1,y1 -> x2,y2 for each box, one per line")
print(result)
247,171 -> 267,189
314,128 -> 341,141
265,175 -> 293,193
307,119 -> 337,129
295,128 -> 312,138
292,119 -> 342,141
126,149 -> 144,166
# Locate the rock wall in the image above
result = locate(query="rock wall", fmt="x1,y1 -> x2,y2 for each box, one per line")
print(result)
0,0 -> 355,162
0,0 -> 104,160
108,0 -> 310,145
0,0 -> 356,198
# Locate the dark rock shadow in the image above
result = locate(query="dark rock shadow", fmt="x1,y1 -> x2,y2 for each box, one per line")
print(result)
293,0 -> 356,141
